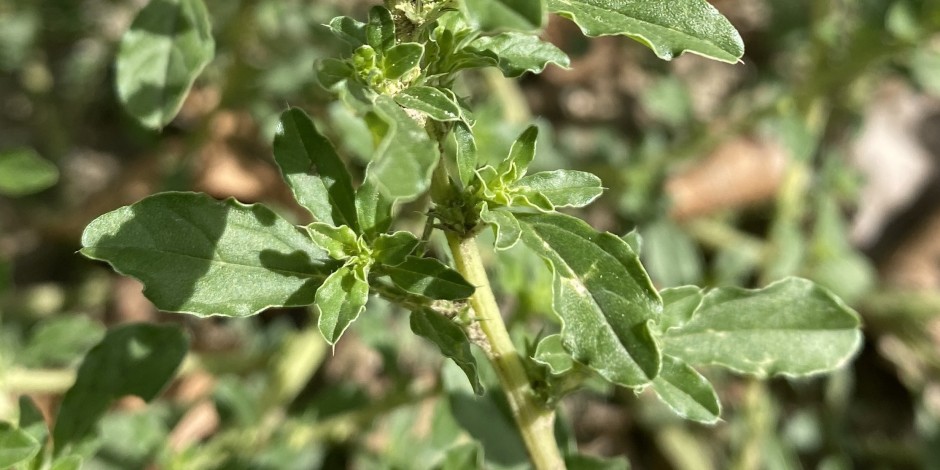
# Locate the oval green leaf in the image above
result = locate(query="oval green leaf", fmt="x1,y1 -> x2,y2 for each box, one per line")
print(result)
517,212 -> 662,387
274,107 -> 359,229
116,0 -> 215,129
383,256 -> 475,301
650,354 -> 721,424
547,0 -> 744,63
81,192 -> 334,317
0,423 -> 40,468
0,148 -> 58,197
367,96 -> 440,201
513,169 -> 603,208
660,277 -> 863,377
462,0 -> 545,31
316,264 -> 370,345
395,86 -> 464,122
53,323 -> 187,453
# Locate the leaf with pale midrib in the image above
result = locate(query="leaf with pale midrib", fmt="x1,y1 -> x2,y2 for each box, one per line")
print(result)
81,192 -> 334,317
516,212 -> 662,387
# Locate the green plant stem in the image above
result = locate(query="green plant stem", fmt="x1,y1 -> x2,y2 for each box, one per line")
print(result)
445,232 -> 565,470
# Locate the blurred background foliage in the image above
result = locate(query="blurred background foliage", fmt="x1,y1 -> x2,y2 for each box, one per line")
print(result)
2,0 -> 940,468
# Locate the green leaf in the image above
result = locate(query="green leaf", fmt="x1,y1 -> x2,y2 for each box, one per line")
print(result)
658,286 -> 703,333
366,6 -> 395,53
81,192 -> 333,317
622,229 -> 642,255
115,0 -> 214,128
316,58 -> 354,90
50,455 -> 83,470
513,170 -> 603,208
20,314 -> 106,367
306,223 -> 359,260
565,454 -> 630,470
0,423 -> 40,468
316,264 -> 370,345
470,32 -> 570,77
462,0 -> 545,31
373,231 -> 421,266
660,277 -> 862,377
273,107 -> 358,229
53,323 -> 187,453
516,212 -> 662,387
453,122 -> 478,187
642,219 -> 703,288
19,396 -> 48,446
533,334 -> 574,375
411,309 -> 484,395
394,86 -> 464,122
480,205 -> 522,251
497,125 -> 539,183
651,354 -> 721,424
546,0 -> 744,63
438,442 -> 485,470
0,148 -> 59,196
328,16 -> 367,48
355,173 -> 394,240
382,43 -> 424,80
383,256 -> 475,300
368,95 -> 440,201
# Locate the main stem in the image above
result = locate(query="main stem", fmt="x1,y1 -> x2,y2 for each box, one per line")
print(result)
446,232 -> 565,470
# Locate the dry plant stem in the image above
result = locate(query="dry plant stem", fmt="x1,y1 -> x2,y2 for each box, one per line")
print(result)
446,232 -> 565,470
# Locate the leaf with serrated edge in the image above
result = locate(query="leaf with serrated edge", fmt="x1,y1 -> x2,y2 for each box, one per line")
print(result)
383,256 -> 475,300
651,354 -> 721,424
660,277 -> 862,377
462,0 -> 544,31
480,205 -> 521,251
316,265 -> 369,345
53,324 -> 187,453
658,286 -> 703,332
367,96 -> 440,201
513,170 -> 603,208
274,108 -> 358,229
306,223 -> 359,260
81,192 -> 334,317
547,0 -> 744,63
411,309 -> 484,395
394,86 -> 464,122
470,32 -> 570,77
497,125 -> 539,183
517,212 -> 662,387
116,0 -> 214,129
373,231 -> 421,266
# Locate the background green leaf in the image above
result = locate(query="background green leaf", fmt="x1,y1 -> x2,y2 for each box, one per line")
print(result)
273,108 -> 359,228
517,212 -> 662,387
546,0 -> 744,63
115,0 -> 214,128
81,192 -> 333,317
660,278 -> 863,377
367,96 -> 440,201
53,323 -> 187,453
0,423 -> 41,468
0,148 -> 58,196
462,0 -> 545,31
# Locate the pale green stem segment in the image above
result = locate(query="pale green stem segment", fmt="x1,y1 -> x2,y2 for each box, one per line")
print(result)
446,233 -> 565,470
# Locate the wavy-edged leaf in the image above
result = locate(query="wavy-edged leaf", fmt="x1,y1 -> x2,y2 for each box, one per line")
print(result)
470,32 -> 570,77
497,125 -> 539,183
306,223 -> 359,260
368,96 -> 440,201
658,285 -> 702,332
513,169 -> 603,208
81,192 -> 333,317
411,309 -> 484,395
660,277 -> 862,377
0,423 -> 40,468
116,0 -> 215,128
0,148 -> 58,196
546,0 -> 744,63
453,121 -> 477,187
480,205 -> 521,251
383,256 -> 475,300
274,107 -> 358,229
382,43 -> 424,79
53,323 -> 187,453
517,212 -> 662,387
651,354 -> 721,424
316,264 -> 369,345
462,0 -> 545,31
395,86 -> 464,122
373,231 -> 421,266
533,333 -> 574,375
355,170 -> 394,240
